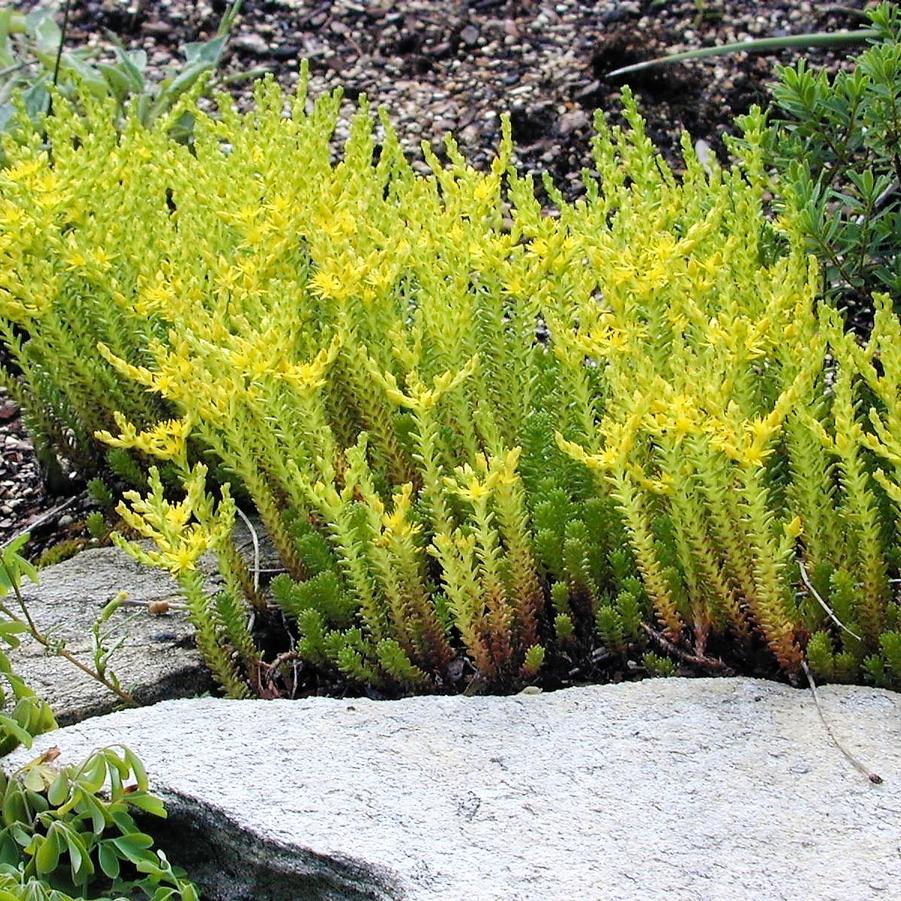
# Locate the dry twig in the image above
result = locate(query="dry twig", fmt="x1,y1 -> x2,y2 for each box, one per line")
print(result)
798,558 -> 862,641
233,506 -> 260,592
801,659 -> 883,784
641,624 -> 735,675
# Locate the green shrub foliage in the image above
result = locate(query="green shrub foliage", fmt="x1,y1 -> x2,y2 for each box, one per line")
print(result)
0,1 -> 245,148
763,1 -> 901,325
0,746 -> 198,900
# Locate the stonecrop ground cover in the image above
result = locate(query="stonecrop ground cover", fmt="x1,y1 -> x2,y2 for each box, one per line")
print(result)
1,72 -> 900,696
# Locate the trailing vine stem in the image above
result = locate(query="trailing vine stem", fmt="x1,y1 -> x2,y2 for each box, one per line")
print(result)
0,553 -> 138,708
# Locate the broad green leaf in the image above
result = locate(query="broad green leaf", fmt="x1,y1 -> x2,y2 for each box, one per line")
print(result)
2,782 -> 28,826
25,791 -> 49,820
24,9 -> 61,55
33,826 -> 60,875
107,765 -> 123,798
0,535 -> 37,593
5,673 -> 38,699
110,808 -> 138,834
0,9 -> 15,69
46,772 -> 69,808
151,62 -> 210,117
9,824 -> 31,848
30,702 -> 57,737
21,768 -> 46,795
127,48 -> 148,71
98,839 -> 121,880
58,52 -> 110,98
0,103 -> 15,135
122,746 -> 148,791
112,45 -> 147,89
183,37 -> 225,67
60,823 -> 92,883
111,831 -> 155,864
168,110 -> 196,143
134,852 -> 166,874
123,791 -> 166,819
98,63 -> 137,103
21,79 -> 48,120
77,753 -> 107,796
0,714 -> 33,751
0,620 -> 32,640
0,534 -> 29,561
77,791 -> 107,835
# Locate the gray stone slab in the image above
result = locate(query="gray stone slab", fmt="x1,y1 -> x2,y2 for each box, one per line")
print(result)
7,678 -> 900,900
10,546 -> 215,724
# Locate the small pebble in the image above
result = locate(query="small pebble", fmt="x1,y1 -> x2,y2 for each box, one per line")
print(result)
232,33 -> 270,57
460,24 -> 480,47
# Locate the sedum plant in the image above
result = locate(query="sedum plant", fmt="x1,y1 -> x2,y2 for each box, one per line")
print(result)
0,0 -> 245,489
1,73 -> 900,695
616,1 -> 901,329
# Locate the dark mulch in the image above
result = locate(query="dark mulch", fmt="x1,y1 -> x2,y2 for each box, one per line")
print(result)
3,0 -> 870,554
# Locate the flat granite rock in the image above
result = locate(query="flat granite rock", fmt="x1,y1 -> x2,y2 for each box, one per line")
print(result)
10,546 -> 215,724
7,678 -> 900,901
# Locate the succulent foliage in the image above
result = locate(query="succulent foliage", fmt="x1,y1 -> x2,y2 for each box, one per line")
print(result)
0,70 -> 899,695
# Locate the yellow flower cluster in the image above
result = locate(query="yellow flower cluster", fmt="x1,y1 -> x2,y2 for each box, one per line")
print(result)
114,465 -> 235,576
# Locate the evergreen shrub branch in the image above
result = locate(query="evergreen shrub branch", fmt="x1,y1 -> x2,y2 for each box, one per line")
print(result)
760,2 -> 901,327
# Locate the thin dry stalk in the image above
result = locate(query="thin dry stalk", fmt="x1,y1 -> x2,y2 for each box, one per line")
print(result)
801,659 -> 883,784
641,624 -> 735,675
798,558 -> 862,641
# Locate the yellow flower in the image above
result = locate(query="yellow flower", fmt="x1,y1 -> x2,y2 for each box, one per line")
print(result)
63,239 -> 87,272
381,485 -> 420,539
741,443 -> 770,468
489,447 -> 523,487
445,463 -> 495,505
783,516 -> 803,541
98,413 -> 193,463
95,411 -> 140,449
473,177 -> 498,204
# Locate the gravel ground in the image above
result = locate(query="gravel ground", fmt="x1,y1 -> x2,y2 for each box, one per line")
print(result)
2,0 -> 872,552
